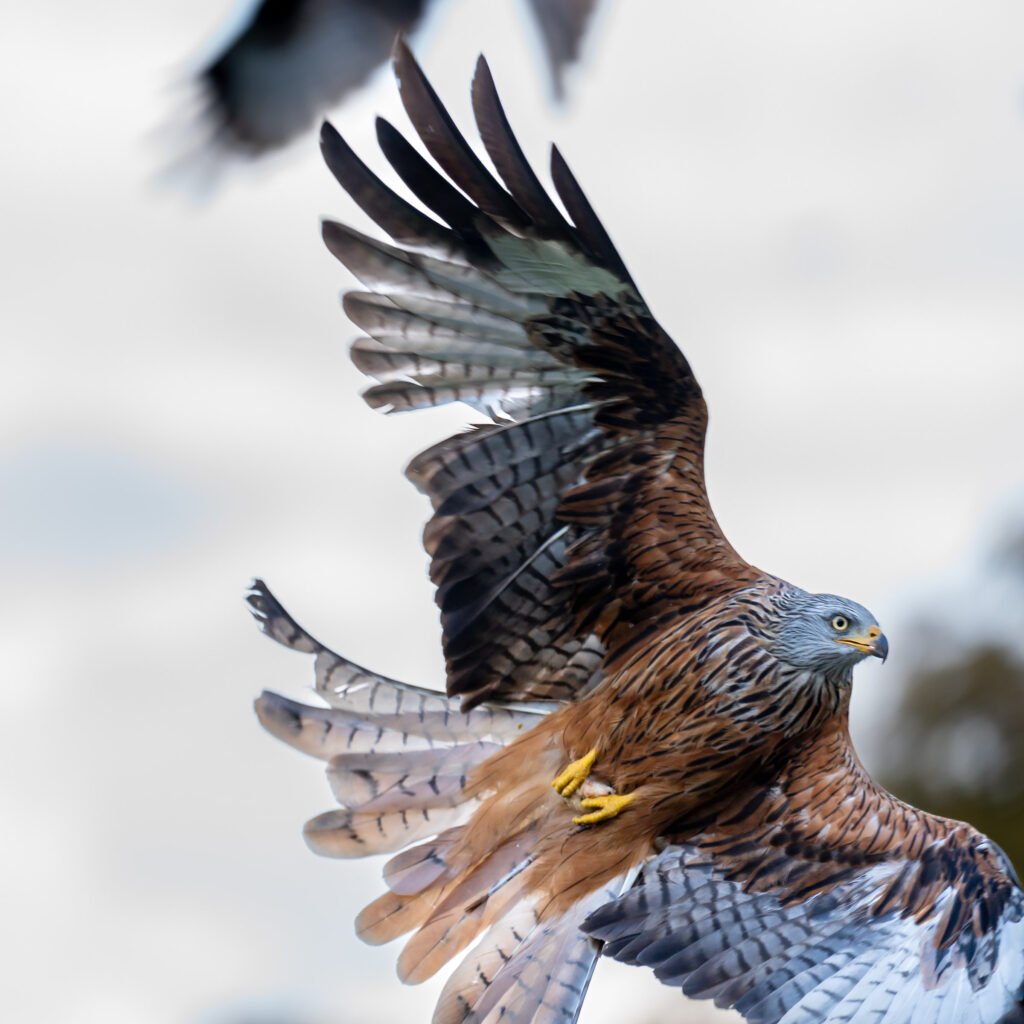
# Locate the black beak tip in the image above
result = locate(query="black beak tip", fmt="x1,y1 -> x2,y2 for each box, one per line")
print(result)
874,634 -> 890,663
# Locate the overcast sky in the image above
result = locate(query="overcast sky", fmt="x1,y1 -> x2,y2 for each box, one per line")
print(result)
3,1 -> 1024,1022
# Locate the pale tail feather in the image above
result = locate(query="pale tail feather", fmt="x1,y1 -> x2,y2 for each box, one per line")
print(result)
249,579 -> 539,743
256,691 -> 451,758
433,904 -> 541,1024
326,743 -> 502,812
357,883 -> 448,947
434,870 -> 640,1024
384,827 -> 465,896
250,580 -> 546,860
303,804 -> 469,859
397,830 -> 541,983
356,825 -> 539,954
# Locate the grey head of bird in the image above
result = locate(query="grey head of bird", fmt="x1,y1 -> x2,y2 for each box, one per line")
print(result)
771,590 -> 889,675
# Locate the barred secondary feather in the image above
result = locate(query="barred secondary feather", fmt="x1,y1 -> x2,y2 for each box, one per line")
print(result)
250,44 -> 1024,1024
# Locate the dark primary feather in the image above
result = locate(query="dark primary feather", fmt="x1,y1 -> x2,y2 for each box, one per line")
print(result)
470,57 -> 575,239
374,116 -> 493,248
320,121 -> 457,255
393,43 -> 532,230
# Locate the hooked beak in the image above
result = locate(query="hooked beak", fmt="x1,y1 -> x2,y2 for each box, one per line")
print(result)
836,626 -> 889,662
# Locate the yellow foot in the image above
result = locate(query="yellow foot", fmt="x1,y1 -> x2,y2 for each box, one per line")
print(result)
573,792 -> 635,826
552,748 -> 599,798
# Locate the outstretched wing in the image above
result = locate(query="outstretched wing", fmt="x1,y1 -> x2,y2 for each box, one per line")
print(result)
321,43 -> 759,708
585,720 -> 1024,1024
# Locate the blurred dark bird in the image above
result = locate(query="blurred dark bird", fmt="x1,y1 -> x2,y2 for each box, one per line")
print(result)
250,43 -> 1024,1024
192,0 -> 598,158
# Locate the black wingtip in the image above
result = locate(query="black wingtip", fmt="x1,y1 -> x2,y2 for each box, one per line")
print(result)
245,577 -> 279,629
549,143 -> 635,288
392,36 -> 433,115
320,217 -> 352,267
391,33 -> 416,82
254,689 -> 307,739
320,216 -> 341,247
373,114 -> 396,147
244,579 -> 321,654
319,119 -> 350,174
470,55 -> 493,113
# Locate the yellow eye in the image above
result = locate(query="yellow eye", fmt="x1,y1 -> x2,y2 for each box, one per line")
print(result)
831,615 -> 850,632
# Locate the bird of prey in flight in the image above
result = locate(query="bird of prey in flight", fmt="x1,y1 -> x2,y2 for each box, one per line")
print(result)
188,0 -> 598,159
250,42 -> 1024,1024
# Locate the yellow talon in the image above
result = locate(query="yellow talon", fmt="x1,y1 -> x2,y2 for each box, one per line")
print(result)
573,792 -> 635,826
552,748 -> 599,797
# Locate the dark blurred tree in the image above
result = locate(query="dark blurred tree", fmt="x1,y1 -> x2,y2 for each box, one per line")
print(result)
877,529 -> 1024,870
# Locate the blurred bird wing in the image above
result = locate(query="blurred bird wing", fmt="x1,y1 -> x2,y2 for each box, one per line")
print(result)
524,0 -> 600,99
322,43 -> 759,707
585,719 -> 1024,1023
196,0 -> 428,154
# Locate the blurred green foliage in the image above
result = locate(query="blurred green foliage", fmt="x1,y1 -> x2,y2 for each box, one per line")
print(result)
877,544 -> 1024,870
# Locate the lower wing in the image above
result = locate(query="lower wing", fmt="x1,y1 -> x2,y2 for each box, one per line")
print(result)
585,720 -> 1024,1023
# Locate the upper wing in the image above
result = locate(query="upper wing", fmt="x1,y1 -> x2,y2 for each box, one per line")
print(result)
585,720 -> 1024,1024
195,0 -> 427,155
321,44 -> 759,707
524,0 -> 600,99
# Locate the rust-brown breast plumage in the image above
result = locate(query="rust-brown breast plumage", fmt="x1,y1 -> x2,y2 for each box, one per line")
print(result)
251,43 -> 1024,1024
